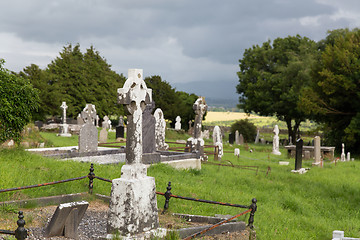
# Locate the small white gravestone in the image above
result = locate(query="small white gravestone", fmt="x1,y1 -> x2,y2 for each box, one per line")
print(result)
212,126 -> 222,145
154,108 -> 168,151
234,148 -> 240,157
59,101 -> 71,137
99,116 -> 109,144
235,130 -> 240,145
175,116 -> 181,130
107,69 -> 159,236
347,152 -> 351,161
341,143 -> 346,162
272,125 -> 281,155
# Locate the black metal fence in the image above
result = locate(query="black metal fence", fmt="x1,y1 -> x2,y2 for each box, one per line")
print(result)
0,163 -> 257,239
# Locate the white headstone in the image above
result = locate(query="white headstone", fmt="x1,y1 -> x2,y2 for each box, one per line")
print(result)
347,152 -> 350,161
175,116 -> 181,130
341,143 -> 346,161
313,136 -> 321,165
108,69 -> 159,236
254,129 -> 260,144
234,148 -> 240,157
78,104 -> 98,153
154,108 -> 168,151
235,130 -> 240,145
212,126 -> 222,145
271,125 -> 281,155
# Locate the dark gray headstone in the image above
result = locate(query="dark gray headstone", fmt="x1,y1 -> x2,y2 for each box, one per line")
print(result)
229,133 -> 235,144
295,138 -> 303,170
142,101 -> 156,153
44,201 -> 89,238
34,121 -> 43,129
116,126 -> 125,139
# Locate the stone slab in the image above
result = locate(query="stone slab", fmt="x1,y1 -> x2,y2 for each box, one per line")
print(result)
177,222 -> 246,239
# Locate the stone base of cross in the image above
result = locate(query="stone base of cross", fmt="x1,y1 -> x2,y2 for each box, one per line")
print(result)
59,123 -> 72,137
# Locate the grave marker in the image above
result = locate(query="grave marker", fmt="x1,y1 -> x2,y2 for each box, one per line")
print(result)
78,104 -> 98,153
59,101 -> 71,137
175,116 -> 181,130
142,101 -> 156,153
116,116 -> 125,139
295,138 -> 303,170
272,125 -> 281,155
154,108 -> 168,151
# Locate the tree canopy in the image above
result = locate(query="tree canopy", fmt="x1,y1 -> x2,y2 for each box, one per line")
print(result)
20,44 -> 126,120
0,59 -> 39,143
236,35 -> 318,141
299,28 -> 360,151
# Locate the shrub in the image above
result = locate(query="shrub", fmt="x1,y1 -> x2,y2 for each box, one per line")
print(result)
230,119 -> 257,142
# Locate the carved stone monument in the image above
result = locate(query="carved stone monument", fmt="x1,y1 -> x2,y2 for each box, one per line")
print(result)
154,108 -> 168,151
254,129 -> 260,144
212,126 -> 223,161
59,101 -> 71,137
99,116 -> 109,144
186,97 -> 208,161
107,69 -> 159,236
78,104 -> 98,153
235,130 -> 240,145
175,116 -> 181,130
272,125 -> 281,155
341,143 -> 346,161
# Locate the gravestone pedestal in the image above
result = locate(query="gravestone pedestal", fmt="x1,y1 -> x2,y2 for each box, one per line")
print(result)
107,164 -> 159,235
59,123 -> 72,137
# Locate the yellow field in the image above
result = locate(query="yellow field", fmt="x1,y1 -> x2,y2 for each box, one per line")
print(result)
204,111 -> 266,123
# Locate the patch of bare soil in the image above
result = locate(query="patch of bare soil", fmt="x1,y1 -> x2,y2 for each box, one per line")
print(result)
1,200 -> 255,239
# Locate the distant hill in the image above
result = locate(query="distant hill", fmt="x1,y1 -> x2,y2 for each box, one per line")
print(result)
173,80 -> 238,108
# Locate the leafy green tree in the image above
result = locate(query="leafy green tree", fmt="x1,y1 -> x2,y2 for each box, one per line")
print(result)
300,28 -> 360,151
230,119 -> 257,142
0,59 -> 39,143
236,35 -> 317,141
21,44 -> 126,120
174,91 -> 199,130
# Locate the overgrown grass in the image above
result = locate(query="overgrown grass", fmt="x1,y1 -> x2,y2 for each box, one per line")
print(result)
0,132 -> 359,239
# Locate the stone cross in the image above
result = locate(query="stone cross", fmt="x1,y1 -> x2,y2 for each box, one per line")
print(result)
108,69 -> 158,236
60,102 -> 68,124
78,104 -> 97,153
81,104 -> 96,124
193,97 -> 207,139
117,69 -> 152,164
102,116 -> 110,129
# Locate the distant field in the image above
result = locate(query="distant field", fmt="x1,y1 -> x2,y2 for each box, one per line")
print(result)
204,111 -> 269,123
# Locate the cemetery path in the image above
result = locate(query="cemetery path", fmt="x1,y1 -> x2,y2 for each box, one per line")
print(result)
3,200 -> 253,239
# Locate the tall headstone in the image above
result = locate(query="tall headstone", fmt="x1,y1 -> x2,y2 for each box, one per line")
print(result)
254,129 -> 260,144
188,120 -> 193,135
235,130 -> 239,145
142,101 -> 156,153
78,104 -> 98,153
347,152 -> 351,161
175,116 -> 181,130
313,136 -> 321,165
229,132 -> 235,144
96,115 -> 99,127
212,126 -> 222,145
272,125 -> 281,155
186,97 -> 208,161
295,138 -> 303,170
340,143 -> 346,162
99,116 -> 109,144
116,116 -> 125,139
107,69 -> 159,236
239,134 -> 244,145
59,101 -> 71,137
154,108 -> 168,151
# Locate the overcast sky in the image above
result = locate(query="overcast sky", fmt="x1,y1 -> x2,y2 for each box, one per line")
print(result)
1,0 -> 359,99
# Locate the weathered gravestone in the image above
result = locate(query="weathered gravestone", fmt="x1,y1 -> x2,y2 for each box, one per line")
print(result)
341,143 -> 346,162
239,134 -> 244,145
186,97 -> 208,161
44,201 -> 89,239
116,116 -> 125,139
295,138 -> 303,170
77,114 -> 84,125
271,125 -> 281,155
254,129 -> 260,144
212,126 -> 223,161
59,101 -> 71,137
99,116 -> 109,144
96,115 -> 99,127
313,136 -> 321,165
188,120 -> 193,135
235,130 -> 240,145
229,132 -> 235,144
107,69 -> 159,236
175,116 -> 181,130
78,104 -> 98,153
154,108 -> 169,151
142,101 -> 156,153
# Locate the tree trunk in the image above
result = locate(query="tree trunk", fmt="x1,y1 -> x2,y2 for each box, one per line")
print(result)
285,118 -> 301,145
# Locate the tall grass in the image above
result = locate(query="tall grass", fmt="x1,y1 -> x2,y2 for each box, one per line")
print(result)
0,134 -> 359,239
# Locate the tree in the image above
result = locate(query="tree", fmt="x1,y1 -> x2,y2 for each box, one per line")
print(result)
21,44 -> 126,120
236,35 -> 318,141
0,59 -> 39,143
299,28 -> 360,152
230,119 -> 257,142
174,91 -> 199,130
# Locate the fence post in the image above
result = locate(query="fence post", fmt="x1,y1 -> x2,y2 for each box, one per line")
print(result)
162,182 -> 172,214
88,163 -> 95,194
14,211 -> 27,240
248,198 -> 257,229
214,146 -> 219,161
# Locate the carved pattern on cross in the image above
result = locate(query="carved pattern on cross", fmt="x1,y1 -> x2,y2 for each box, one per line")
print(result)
60,101 -> 68,124
81,104 -> 97,124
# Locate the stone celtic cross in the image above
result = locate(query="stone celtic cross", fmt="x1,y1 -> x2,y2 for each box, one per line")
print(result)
81,104 -> 96,124
193,97 -> 207,139
60,101 -> 68,124
118,69 -> 152,165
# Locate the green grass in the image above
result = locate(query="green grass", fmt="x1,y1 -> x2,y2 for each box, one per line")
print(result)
0,131 -> 359,239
